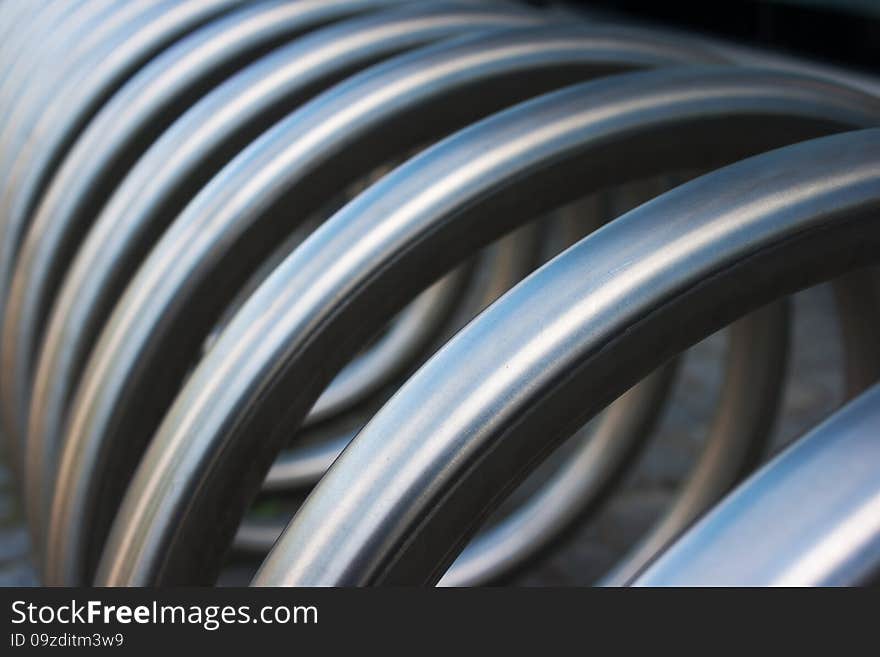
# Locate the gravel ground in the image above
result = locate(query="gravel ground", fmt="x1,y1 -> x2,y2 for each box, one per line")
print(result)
0,283 -> 844,586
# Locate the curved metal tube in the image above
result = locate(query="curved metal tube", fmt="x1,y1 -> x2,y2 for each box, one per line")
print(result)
261,221 -> 544,490
2,0 -> 409,461
202,203 -> 476,432
440,362 -> 677,586
250,222 -> 541,495
276,150 -> 861,591
44,25 -> 726,584
28,6 -> 546,565
0,0 -> 126,124
0,0 -> 249,325
633,383 -> 880,586
305,266 -> 470,425
0,0 -> 85,106
236,206 -> 668,567
600,302 -> 789,585
0,0 -> 225,464
248,128 -> 880,586
0,0 -> 248,460
240,208 -> 789,586
233,363 -> 676,567
6,2 -> 425,461
447,300 -> 790,587
0,0 -> 242,197
84,69 -> 880,586
4,0 -> 877,592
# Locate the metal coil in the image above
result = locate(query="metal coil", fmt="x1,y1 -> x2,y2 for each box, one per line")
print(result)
0,0 -> 877,587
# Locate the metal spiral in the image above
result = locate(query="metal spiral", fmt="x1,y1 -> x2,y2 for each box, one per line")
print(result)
0,0 -> 877,587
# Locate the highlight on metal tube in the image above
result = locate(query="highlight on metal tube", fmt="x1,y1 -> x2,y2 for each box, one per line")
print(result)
0,0 -> 877,599
633,382 -> 880,586
252,129 -> 880,586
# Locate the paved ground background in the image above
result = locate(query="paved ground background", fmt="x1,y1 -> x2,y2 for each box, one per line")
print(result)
0,284 -> 844,586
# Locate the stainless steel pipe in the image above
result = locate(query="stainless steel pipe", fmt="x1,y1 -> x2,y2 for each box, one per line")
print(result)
251,129 -> 880,585
45,25 -> 730,585
633,382 -> 880,586
2,1 -> 877,588
20,0 -> 538,558
89,70 -> 879,585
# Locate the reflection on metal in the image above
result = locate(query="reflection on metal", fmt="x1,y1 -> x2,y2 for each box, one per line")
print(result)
6,0 -> 419,481
1,0 -> 878,588
633,383 -> 880,586
252,130 -> 880,586
22,0 -> 542,568
46,25 -> 730,586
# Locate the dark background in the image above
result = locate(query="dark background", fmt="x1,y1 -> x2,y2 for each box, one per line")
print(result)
549,0 -> 880,74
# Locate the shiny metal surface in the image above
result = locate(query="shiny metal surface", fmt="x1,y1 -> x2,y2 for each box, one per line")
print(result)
440,362 -> 677,586
90,70 -> 880,585
257,221 -> 538,492
46,24 -> 726,585
234,205 -> 665,578
0,0 -> 169,460
250,129 -> 880,585
233,214 -> 794,586
3,0 -> 407,478
633,383 -> 880,586
601,302 -> 789,586
4,1 -> 878,589
0,1 -> 123,122
33,8 -> 552,582
0,0 -> 244,273
13,1 -> 456,547
0,0 -> 83,104
0,0 -> 248,457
